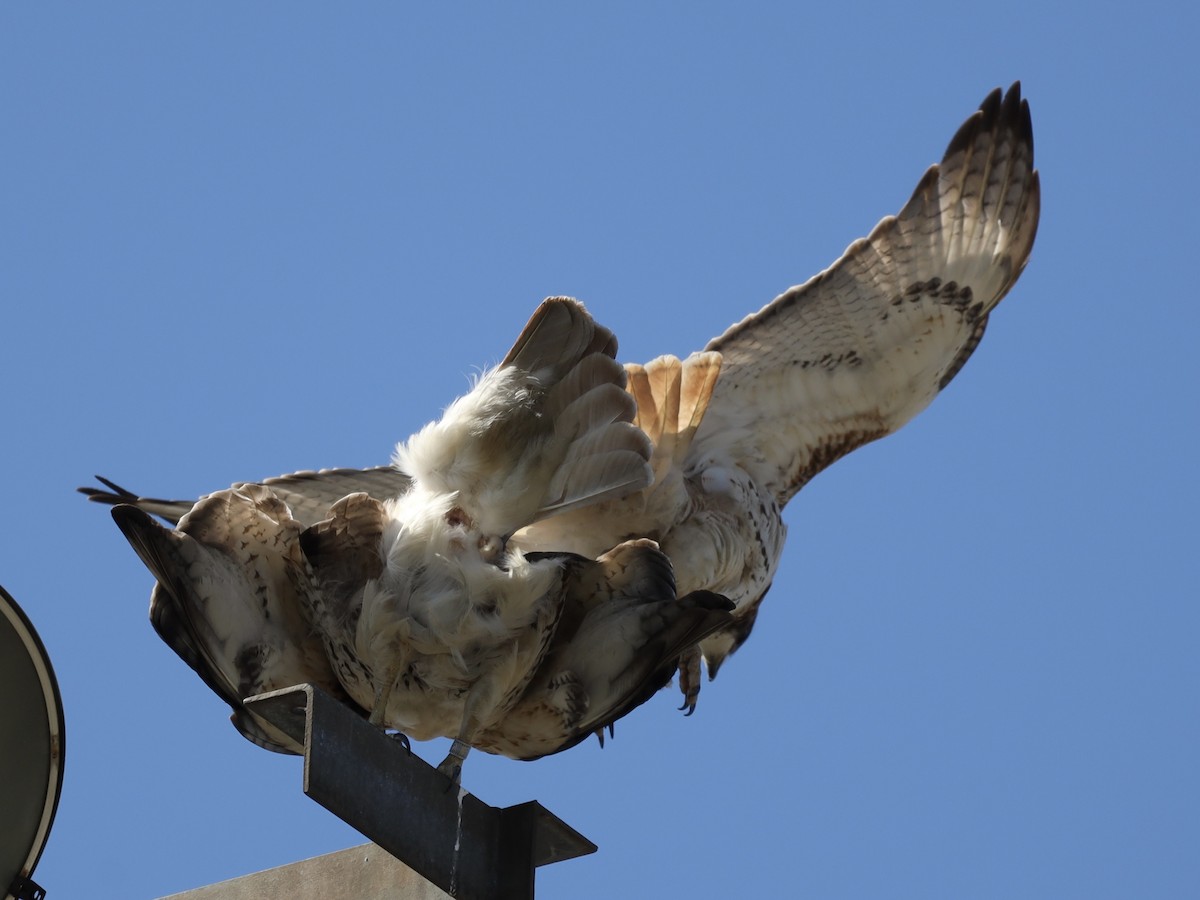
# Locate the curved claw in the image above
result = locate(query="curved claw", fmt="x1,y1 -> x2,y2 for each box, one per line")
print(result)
677,645 -> 702,715
436,738 -> 470,788
437,761 -> 462,791
387,730 -> 412,753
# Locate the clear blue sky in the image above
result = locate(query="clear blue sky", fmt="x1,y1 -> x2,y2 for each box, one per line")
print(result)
3,3 -> 1196,898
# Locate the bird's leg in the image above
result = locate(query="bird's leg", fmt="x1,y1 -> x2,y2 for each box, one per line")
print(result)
366,624 -> 415,731
367,672 -> 396,729
436,683 -> 493,786
368,667 -> 413,751
368,656 -> 403,728
677,645 -> 703,716
437,739 -> 471,786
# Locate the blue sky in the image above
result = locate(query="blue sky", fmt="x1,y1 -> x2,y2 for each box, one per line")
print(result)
3,3 -> 1197,898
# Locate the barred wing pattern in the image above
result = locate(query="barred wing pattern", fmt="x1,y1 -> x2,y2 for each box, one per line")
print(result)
83,84 -> 1038,764
694,85 -> 1039,506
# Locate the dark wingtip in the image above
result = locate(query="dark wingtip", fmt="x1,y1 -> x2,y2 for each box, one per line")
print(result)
109,504 -> 175,580
978,85 -> 1004,123
110,501 -> 140,525
943,105 -> 981,159
943,83 -> 1032,163
998,81 -> 1034,164
109,502 -> 153,538
78,475 -> 133,503
1014,84 -> 1034,160
999,82 -> 1024,131
95,475 -> 128,494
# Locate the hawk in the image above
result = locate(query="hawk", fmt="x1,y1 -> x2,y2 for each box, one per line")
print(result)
85,83 -> 1039,768
105,298 -> 734,780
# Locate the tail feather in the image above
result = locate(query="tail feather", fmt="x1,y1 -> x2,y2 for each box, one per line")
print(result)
627,351 -> 722,489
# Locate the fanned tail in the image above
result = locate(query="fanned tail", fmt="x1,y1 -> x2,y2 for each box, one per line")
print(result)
626,351 -> 722,491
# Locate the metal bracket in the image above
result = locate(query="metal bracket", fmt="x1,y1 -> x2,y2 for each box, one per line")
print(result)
245,684 -> 596,900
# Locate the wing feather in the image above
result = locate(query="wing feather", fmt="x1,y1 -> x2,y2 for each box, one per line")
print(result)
395,297 -> 652,536
695,83 -> 1039,504
476,540 -> 734,759
111,486 -> 355,753
80,466 -> 410,527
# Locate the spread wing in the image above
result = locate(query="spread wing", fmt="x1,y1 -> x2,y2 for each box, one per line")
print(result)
110,484 -> 359,753
692,83 -> 1040,506
80,466 -> 410,527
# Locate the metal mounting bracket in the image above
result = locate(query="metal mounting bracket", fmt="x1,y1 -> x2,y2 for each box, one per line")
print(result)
245,684 -> 596,900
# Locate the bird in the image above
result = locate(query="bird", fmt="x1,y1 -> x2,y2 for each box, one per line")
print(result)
85,82 -> 1039,749
103,298 -> 736,780
519,83 -> 1040,707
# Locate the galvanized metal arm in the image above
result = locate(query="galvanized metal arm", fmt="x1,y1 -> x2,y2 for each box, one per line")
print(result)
244,684 -> 597,900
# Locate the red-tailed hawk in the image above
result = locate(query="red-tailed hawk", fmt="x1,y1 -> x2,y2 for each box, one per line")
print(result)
85,83 -> 1038,771
104,298 -> 734,781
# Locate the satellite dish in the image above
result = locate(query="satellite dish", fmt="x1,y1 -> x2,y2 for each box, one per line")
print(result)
1,585 -> 64,900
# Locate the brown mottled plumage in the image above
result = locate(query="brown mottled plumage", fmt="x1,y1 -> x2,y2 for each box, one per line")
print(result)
110,485 -> 354,754
95,299 -> 734,781
86,84 -> 1038,758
